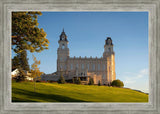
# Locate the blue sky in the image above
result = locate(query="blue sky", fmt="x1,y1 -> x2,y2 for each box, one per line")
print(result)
12,12 -> 149,93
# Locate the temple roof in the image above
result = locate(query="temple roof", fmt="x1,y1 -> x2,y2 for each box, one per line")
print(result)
105,37 -> 113,45
59,28 -> 68,42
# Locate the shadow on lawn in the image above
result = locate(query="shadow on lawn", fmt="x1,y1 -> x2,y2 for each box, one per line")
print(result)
12,88 -> 86,102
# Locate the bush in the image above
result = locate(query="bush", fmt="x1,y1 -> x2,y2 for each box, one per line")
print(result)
58,75 -> 65,84
72,78 -> 81,84
77,78 -> 81,84
72,78 -> 75,83
15,68 -> 26,82
111,79 -> 124,87
98,80 -> 101,86
88,78 -> 94,85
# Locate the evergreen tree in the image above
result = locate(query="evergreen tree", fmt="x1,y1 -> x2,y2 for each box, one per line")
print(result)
12,50 -> 30,71
15,67 -> 26,82
18,50 -> 30,71
72,78 -> 75,84
88,78 -> 94,85
58,72 -> 65,84
12,56 -> 20,70
98,80 -> 101,86
12,12 -> 49,53
77,78 -> 81,84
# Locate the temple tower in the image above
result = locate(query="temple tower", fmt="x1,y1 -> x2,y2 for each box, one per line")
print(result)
103,37 -> 116,84
57,29 -> 69,74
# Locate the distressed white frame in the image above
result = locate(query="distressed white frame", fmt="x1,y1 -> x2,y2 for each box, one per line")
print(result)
0,0 -> 160,114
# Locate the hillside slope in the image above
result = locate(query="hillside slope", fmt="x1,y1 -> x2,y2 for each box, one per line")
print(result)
12,82 -> 148,102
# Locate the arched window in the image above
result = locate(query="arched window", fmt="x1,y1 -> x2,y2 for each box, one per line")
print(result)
108,48 -> 111,52
92,64 -> 95,70
62,44 -> 65,49
98,64 -> 100,70
103,64 -> 105,70
81,64 -> 84,69
70,64 -> 73,70
87,64 -> 90,70
76,63 -> 79,68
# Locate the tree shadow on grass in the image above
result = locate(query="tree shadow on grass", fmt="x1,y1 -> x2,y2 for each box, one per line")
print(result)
12,88 -> 87,102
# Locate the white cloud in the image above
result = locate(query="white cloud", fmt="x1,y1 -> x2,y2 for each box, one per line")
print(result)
123,69 -> 148,84
122,69 -> 149,93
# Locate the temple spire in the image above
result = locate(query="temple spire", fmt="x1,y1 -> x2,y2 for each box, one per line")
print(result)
59,28 -> 68,42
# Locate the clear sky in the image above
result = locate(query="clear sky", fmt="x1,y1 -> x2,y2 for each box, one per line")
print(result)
12,12 -> 149,93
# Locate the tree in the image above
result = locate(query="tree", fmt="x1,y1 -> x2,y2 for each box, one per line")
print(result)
98,80 -> 101,86
58,72 -> 65,84
12,12 -> 49,53
72,78 -> 74,83
111,79 -> 124,87
18,50 -> 30,71
15,67 -> 26,82
12,50 -> 30,71
77,78 -> 81,84
88,78 -> 94,85
31,55 -> 43,92
12,56 -> 20,70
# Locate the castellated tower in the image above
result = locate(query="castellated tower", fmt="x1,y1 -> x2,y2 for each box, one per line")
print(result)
57,29 -> 69,75
103,37 -> 116,84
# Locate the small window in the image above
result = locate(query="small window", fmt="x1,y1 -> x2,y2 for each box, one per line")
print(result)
76,64 -> 79,68
103,64 -> 105,70
108,48 -> 111,52
87,64 -> 90,70
98,64 -> 100,70
62,44 -> 65,49
70,64 -> 73,70
92,64 -> 95,70
81,64 -> 84,69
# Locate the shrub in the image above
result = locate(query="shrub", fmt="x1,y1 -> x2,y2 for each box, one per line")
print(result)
98,80 -> 101,86
72,78 -> 81,84
77,78 -> 81,84
15,68 -> 26,82
111,79 -> 124,87
72,78 -> 75,83
58,75 -> 65,84
88,78 -> 94,85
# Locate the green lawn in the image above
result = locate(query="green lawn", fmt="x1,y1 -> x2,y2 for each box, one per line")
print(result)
12,81 -> 148,102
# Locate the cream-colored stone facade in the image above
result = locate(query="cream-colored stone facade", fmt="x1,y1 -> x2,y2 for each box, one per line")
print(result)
56,29 -> 116,85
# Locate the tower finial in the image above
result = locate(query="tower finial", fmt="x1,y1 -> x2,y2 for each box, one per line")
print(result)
63,28 -> 64,32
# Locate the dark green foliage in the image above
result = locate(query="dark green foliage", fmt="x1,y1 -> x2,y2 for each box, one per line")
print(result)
12,12 -> 49,53
88,78 -> 94,85
15,68 -> 26,82
12,50 -> 30,71
72,78 -> 81,84
58,73 -> 65,84
77,78 -> 81,84
18,50 -> 30,71
72,78 -> 75,83
111,79 -> 124,87
98,80 -> 101,86
12,56 -> 20,70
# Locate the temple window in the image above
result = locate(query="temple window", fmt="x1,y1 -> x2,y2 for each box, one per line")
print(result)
92,64 -> 95,70
70,64 -> 73,70
81,64 -> 84,69
98,64 -> 100,70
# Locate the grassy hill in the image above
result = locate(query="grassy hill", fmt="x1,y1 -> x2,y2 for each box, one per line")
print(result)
12,81 -> 148,102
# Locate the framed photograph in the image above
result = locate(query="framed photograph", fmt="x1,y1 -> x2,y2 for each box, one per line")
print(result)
0,0 -> 160,114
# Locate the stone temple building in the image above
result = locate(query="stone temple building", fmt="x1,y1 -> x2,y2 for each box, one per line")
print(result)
41,29 -> 116,85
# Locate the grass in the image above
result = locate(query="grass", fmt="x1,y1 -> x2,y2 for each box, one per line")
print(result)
12,81 -> 148,102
